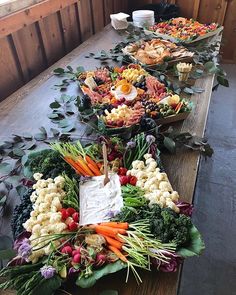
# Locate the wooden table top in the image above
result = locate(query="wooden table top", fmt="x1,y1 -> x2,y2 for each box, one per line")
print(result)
0,25 -> 214,295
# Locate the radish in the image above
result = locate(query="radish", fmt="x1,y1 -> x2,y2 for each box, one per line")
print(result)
61,246 -> 73,256
72,254 -> 81,264
95,253 -> 106,266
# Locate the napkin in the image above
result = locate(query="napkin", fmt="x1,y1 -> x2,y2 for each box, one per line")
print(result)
110,12 -> 129,30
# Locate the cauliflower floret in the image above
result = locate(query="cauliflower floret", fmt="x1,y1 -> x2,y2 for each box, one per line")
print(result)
136,171 -> 146,179
38,203 -> 49,213
159,181 -> 172,192
144,153 -> 152,160
170,191 -> 179,201
132,160 -> 144,170
162,191 -> 170,198
51,197 -> 62,210
32,224 -> 41,234
33,173 -> 43,181
49,212 -> 62,223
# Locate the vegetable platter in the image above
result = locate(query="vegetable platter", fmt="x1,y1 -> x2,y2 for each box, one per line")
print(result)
0,133 -> 204,295
145,17 -> 223,44
77,64 -> 192,135
122,38 -> 194,67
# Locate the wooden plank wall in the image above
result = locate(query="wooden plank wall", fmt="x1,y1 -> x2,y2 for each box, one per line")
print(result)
129,0 -> 236,64
0,0 -> 128,101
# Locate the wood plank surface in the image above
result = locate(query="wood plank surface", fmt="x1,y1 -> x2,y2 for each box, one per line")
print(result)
221,0 -> 236,63
91,0 -> 105,33
0,25 -> 215,295
77,0 -> 94,41
0,37 -> 24,101
38,13 -> 65,65
11,23 -> 47,82
0,0 -> 78,38
197,0 -> 228,24
60,4 -> 81,53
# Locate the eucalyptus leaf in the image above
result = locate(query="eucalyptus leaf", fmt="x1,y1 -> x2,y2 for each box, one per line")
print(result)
163,136 -> 176,153
191,86 -> 205,93
53,68 -> 65,75
12,148 -> 25,157
183,87 -> 194,95
0,163 -> 12,174
48,113 -> 59,119
22,133 -> 33,140
49,101 -> 61,109
34,133 -> 47,141
217,75 -> 229,87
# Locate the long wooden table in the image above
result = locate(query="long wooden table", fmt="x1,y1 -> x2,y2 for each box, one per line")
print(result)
0,25 -> 214,295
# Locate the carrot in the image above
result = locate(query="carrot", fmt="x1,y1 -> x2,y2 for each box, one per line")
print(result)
97,162 -> 103,169
103,235 -> 123,250
99,222 -> 129,230
88,163 -> 101,176
108,245 -> 127,263
95,225 -> 127,236
76,157 -> 94,176
85,155 -> 100,169
64,157 -> 87,176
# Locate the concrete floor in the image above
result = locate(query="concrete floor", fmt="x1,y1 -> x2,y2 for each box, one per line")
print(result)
179,64 -> 236,295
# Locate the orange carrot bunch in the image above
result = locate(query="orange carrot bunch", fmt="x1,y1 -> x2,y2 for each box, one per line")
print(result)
93,222 -> 129,263
51,141 -> 102,177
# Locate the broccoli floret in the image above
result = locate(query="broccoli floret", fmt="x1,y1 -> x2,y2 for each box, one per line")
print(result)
150,205 -> 192,246
28,150 -> 75,179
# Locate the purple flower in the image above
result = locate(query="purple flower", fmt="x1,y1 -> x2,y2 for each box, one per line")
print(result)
17,239 -> 32,259
146,135 -> 156,145
40,265 -> 56,279
106,210 -> 120,218
176,201 -> 194,217
13,232 -> 31,250
126,141 -> 136,149
68,267 -> 80,277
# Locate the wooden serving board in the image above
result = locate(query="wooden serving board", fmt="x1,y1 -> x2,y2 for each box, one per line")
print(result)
144,26 -> 223,44
156,112 -> 190,125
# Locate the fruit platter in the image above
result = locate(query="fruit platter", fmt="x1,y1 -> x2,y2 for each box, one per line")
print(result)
146,17 -> 223,44
0,133 -> 204,294
122,38 -> 194,67
78,64 -> 192,135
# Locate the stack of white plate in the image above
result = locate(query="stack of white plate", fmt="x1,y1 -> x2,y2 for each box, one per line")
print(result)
132,10 -> 155,28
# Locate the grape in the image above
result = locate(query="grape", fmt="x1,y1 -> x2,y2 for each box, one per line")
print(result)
11,188 -> 33,239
